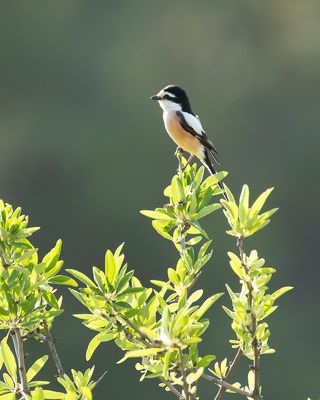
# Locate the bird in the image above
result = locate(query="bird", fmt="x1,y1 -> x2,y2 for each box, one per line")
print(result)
150,84 -> 226,197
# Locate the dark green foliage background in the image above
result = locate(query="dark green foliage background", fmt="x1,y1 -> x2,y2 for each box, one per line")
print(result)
0,1 -> 319,398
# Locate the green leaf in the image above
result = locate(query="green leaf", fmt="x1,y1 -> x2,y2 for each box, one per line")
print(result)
86,332 -> 115,361
117,348 -> 163,364
223,184 -> 235,203
184,337 -> 202,344
202,171 -> 228,188
105,250 -> 116,284
187,367 -> 204,384
42,390 -> 66,399
247,369 -> 255,392
92,267 -> 105,292
29,381 -> 50,388
197,355 -> 216,368
115,272 -> 133,294
271,286 -> 293,301
171,176 -> 185,204
43,291 -> 60,309
259,208 -> 279,220
152,221 -> 172,240
45,260 -> 63,279
162,350 -> 173,378
260,306 -> 278,320
49,275 -> 78,287
228,252 -> 243,278
1,339 -> 16,381
27,355 -> 49,382
167,268 -> 179,286
140,210 -> 174,220
193,293 -> 224,320
189,221 -> 209,239
0,394 -> 16,400
249,188 -> 274,219
196,204 -> 221,219
163,185 -> 172,197
188,290 -> 203,304
43,240 -> 62,271
150,280 -> 170,289
81,387 -> 92,400
186,236 -> 202,246
3,372 -> 14,388
66,269 -> 95,288
31,387 -> 45,400
221,200 -> 238,226
239,184 -> 249,224
118,287 -> 146,296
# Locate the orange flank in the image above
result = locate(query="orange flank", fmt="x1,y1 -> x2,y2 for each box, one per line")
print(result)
163,111 -> 202,156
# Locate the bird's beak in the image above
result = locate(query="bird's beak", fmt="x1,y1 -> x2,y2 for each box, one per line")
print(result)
150,95 -> 162,101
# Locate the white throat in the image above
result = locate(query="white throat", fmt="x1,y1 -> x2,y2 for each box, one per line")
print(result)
159,99 -> 182,113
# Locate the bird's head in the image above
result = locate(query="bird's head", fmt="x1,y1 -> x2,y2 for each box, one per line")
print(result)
150,85 -> 193,114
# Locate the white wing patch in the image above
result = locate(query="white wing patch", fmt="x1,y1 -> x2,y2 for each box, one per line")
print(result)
181,111 -> 204,136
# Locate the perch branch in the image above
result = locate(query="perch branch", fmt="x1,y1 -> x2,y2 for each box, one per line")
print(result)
11,328 -> 30,395
237,237 -> 261,399
213,347 -> 242,400
43,320 -> 64,378
202,372 -> 251,397
179,347 -> 190,400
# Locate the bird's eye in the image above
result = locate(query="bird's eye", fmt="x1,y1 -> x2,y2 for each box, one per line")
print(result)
163,94 -> 175,100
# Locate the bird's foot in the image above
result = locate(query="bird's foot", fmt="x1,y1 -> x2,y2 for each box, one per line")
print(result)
174,147 -> 184,157
175,147 -> 184,174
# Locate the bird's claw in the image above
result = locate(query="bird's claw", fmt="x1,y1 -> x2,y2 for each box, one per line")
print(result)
174,147 -> 184,157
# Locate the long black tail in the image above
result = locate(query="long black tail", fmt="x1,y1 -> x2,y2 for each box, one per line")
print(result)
203,149 -> 228,201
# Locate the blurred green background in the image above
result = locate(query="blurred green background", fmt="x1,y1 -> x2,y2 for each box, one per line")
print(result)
1,1 -> 319,398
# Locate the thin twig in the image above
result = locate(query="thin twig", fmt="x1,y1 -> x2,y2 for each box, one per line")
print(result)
93,370 -> 108,389
36,331 -> 47,342
237,237 -> 261,399
0,250 -> 8,268
180,231 -> 186,254
11,328 -> 30,394
109,302 -> 155,346
18,392 -> 29,400
178,348 -> 189,400
176,147 -> 184,175
110,305 -> 190,399
0,245 -> 10,269
202,372 -> 252,397
43,321 -> 64,378
118,313 -> 154,345
160,377 -> 185,400
253,342 -> 260,398
213,348 -> 242,400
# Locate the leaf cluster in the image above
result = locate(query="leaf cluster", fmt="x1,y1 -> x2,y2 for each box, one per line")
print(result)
0,201 -> 99,399
70,159 -> 227,398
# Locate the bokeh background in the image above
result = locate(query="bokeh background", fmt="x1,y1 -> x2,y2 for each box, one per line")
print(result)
1,1 -> 319,398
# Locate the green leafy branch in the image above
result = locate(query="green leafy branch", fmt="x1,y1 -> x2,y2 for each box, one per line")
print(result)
0,200 -> 103,399
70,156 -> 252,399
72,156 -> 291,399
0,147 -> 295,399
218,184 -> 293,399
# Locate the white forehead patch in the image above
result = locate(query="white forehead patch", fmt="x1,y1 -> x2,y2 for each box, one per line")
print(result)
158,89 -> 166,97
157,88 -> 176,99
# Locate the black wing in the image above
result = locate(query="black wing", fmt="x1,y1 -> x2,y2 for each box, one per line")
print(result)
176,111 -> 220,164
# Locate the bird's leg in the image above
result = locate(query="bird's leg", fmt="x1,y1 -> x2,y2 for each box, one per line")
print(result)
182,154 -> 194,170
